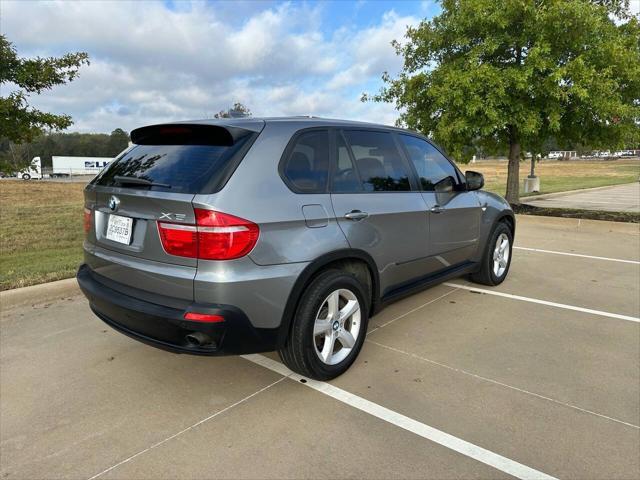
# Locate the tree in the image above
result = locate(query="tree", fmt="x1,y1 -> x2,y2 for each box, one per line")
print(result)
108,128 -> 130,154
214,102 -> 252,119
364,0 -> 640,203
0,139 -> 35,174
0,35 -> 89,144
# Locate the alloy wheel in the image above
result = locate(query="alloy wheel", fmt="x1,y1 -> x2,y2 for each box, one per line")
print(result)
492,233 -> 510,277
313,289 -> 361,365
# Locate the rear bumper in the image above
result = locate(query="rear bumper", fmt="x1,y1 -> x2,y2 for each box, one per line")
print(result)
77,264 -> 279,355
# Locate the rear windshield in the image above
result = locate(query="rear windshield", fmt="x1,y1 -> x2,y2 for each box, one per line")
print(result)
93,133 -> 255,194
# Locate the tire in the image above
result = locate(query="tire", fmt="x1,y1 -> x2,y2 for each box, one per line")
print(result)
278,269 -> 369,380
22,173 -> 30,180
470,221 -> 513,286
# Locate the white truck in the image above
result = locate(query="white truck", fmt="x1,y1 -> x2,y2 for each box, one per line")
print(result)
18,157 -> 43,180
50,156 -> 113,177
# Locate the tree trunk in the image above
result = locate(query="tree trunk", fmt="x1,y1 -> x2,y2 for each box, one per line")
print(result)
505,139 -> 521,204
529,154 -> 536,178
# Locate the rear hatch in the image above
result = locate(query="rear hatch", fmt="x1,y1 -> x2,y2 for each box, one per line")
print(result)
83,121 -> 263,304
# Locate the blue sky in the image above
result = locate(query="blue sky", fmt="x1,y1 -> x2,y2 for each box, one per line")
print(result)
161,1 -> 439,29
2,0 -> 440,133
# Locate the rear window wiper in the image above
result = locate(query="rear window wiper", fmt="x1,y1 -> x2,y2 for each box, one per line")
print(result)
114,175 -> 171,188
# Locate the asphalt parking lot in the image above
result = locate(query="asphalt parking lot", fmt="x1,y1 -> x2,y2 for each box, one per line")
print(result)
1,215 -> 638,480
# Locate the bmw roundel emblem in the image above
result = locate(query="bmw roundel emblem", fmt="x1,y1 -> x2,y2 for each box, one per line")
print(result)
108,195 -> 120,212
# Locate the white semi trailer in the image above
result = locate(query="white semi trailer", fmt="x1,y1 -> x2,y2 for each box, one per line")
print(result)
50,156 -> 113,177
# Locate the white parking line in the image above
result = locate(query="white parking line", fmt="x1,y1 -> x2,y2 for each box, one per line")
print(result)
243,354 -> 557,480
367,339 -> 639,430
444,283 -> 640,323
514,246 -> 640,265
86,377 -> 287,480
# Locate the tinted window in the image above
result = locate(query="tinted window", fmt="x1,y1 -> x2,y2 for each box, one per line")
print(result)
94,134 -> 254,194
282,130 -> 329,193
332,134 -> 363,193
343,130 -> 411,192
400,135 -> 458,191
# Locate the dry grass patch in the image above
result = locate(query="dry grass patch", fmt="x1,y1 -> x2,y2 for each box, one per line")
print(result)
0,180 -> 85,290
459,159 -> 640,196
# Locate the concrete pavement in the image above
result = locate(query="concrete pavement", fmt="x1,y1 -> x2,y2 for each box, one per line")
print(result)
1,215 -> 638,479
522,182 -> 640,212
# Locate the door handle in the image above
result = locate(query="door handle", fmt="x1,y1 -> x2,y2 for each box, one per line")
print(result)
430,205 -> 444,214
344,210 -> 369,221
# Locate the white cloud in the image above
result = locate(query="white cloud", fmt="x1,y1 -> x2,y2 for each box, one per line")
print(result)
2,0 -> 419,132
326,11 -> 413,90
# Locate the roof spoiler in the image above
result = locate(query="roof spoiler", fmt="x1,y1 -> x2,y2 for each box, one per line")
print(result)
130,123 -> 259,146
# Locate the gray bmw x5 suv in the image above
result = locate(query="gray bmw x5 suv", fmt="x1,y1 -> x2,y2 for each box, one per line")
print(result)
77,117 -> 514,380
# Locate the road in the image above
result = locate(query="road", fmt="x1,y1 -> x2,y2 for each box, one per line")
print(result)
1,215 -> 639,479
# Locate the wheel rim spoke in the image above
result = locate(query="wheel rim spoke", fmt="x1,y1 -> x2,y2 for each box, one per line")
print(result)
314,319 -> 332,336
327,291 -> 340,319
338,329 -> 355,348
339,299 -> 359,321
320,332 -> 336,362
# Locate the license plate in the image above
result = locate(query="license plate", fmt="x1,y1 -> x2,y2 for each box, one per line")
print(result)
106,214 -> 133,245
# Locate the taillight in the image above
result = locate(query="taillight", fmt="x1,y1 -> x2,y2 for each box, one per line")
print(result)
157,223 -> 198,257
157,209 -> 259,260
194,209 -> 259,260
83,208 -> 92,234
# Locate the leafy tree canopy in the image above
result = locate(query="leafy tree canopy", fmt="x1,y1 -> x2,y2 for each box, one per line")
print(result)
214,102 -> 252,118
364,0 -> 640,202
0,35 -> 89,144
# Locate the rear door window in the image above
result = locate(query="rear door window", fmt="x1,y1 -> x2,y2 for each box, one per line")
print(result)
342,130 -> 411,192
332,133 -> 363,193
94,130 -> 255,194
281,130 -> 329,193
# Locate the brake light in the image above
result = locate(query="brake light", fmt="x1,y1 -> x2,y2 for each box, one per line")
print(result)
159,126 -> 191,135
83,208 -> 92,234
157,209 -> 259,260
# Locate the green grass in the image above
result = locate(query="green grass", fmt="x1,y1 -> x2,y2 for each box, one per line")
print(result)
0,181 -> 85,290
519,174 -> 636,196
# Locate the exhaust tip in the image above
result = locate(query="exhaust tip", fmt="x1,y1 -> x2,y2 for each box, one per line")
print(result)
185,332 -> 212,347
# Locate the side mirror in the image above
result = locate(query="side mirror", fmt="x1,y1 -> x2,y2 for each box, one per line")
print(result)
465,171 -> 484,191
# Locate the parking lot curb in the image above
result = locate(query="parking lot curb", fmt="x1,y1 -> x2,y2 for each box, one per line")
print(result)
0,277 -> 80,311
